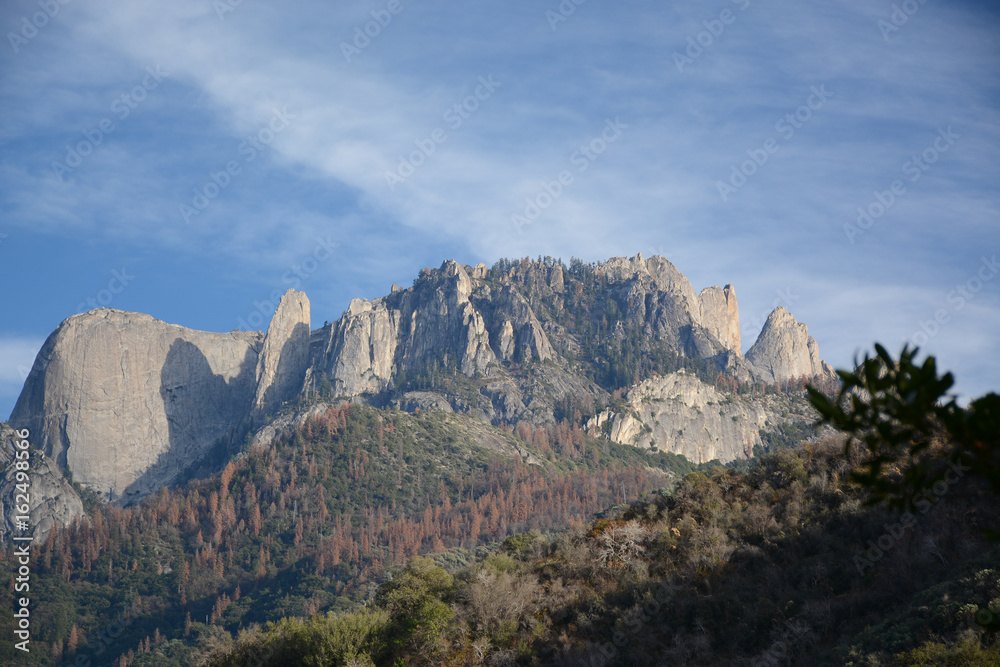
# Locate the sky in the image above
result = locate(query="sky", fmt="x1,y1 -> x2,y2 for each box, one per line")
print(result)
1,0 -> 998,419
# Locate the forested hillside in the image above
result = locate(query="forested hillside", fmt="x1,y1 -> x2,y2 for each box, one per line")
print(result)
203,437 -> 1000,666
201,347 -> 1000,666
0,401 -> 705,666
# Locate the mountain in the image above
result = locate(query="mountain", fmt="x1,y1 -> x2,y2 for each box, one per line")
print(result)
7,255 -> 835,518
0,254 -> 846,667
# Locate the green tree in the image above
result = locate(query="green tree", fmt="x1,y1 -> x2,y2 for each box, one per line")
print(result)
807,344 -> 1000,512
374,557 -> 455,661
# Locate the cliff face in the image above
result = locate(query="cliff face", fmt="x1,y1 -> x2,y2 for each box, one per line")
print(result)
311,261 -> 553,399
699,284 -> 741,353
586,371 -> 769,464
9,290 -> 310,503
252,290 -> 312,421
589,254 -> 731,360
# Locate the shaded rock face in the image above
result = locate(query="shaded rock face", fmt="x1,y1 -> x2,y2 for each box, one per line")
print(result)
590,254 -> 734,361
586,371 -> 768,464
9,290 -> 311,503
319,297 -> 399,397
307,254 -> 834,421
746,306 -> 835,384
0,423 -> 84,541
475,285 -> 554,364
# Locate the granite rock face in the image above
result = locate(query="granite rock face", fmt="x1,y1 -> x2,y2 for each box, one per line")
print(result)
586,371 -> 768,464
587,254 -> 734,360
305,254 -> 835,418
7,256 -> 837,522
312,260 -> 555,399
746,306 -> 835,384
9,290 -> 311,503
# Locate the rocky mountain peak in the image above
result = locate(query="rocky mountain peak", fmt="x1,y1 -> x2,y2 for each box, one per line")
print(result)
9,295 -> 311,503
746,306 -> 835,384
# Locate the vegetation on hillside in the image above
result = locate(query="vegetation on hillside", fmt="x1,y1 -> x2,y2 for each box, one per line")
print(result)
198,345 -> 1000,666
809,343 -> 1000,514
0,402 -> 702,666
201,433 -> 1000,666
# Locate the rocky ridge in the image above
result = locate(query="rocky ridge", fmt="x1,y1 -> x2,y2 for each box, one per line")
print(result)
6,255 -> 837,529
582,370 -> 824,464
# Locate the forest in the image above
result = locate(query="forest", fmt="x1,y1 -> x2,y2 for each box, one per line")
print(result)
1,402 -> 705,666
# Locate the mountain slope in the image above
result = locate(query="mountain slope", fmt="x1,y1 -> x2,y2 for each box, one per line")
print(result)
204,437 -> 1000,667
0,399 -> 704,666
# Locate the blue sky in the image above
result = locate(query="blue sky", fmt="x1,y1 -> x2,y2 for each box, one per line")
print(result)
1,0 -> 998,418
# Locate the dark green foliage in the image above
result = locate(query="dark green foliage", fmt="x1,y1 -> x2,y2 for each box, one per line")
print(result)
207,609 -> 391,667
759,419 -> 816,452
808,344 -> 1000,513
